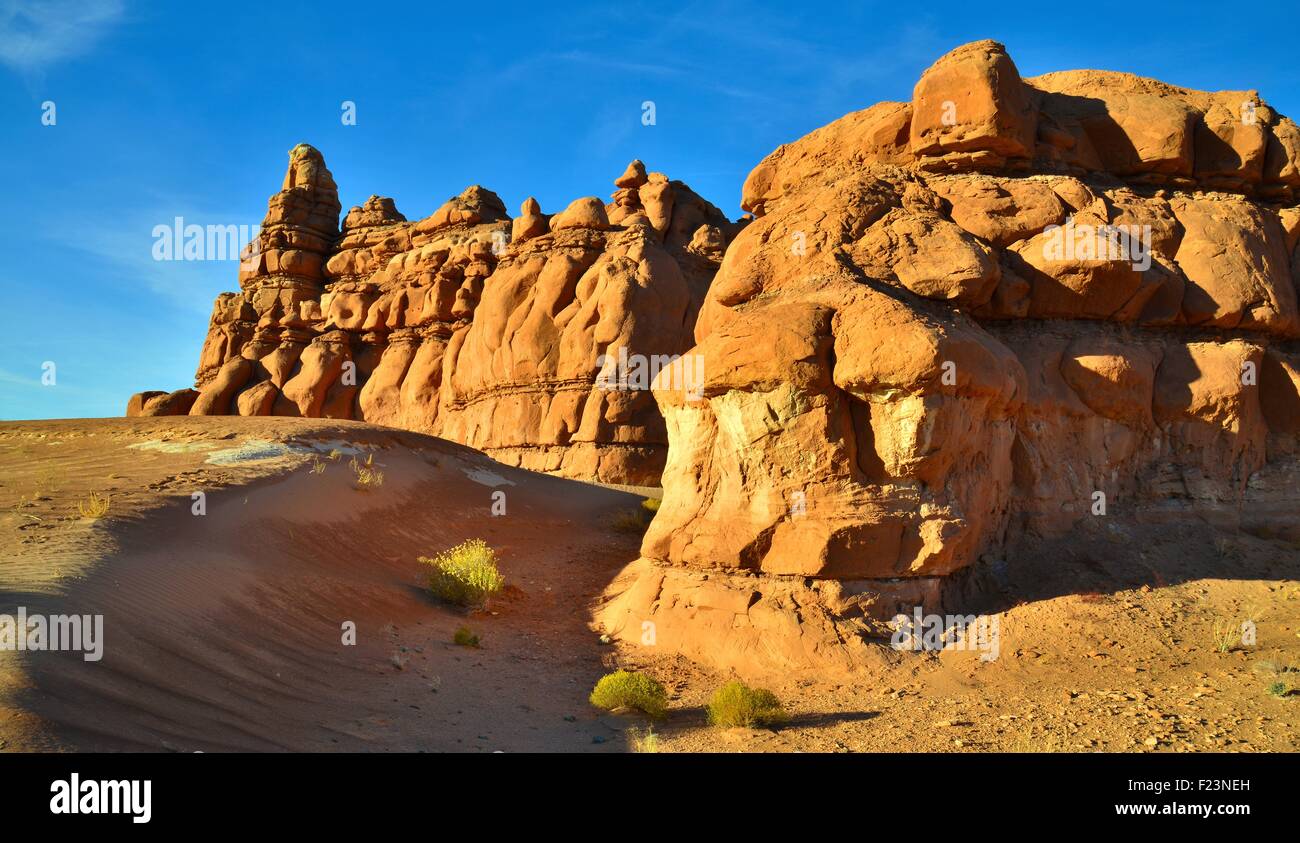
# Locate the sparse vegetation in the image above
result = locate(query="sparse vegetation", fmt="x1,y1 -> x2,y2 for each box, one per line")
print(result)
327,448 -> 344,461
611,509 -> 652,534
1256,658 -> 1298,698
589,670 -> 668,719
310,457 -> 327,474
610,497 -> 662,534
1010,730 -> 1064,753
707,680 -> 788,728
1212,618 -> 1242,653
77,491 -> 111,520
350,455 -> 384,490
628,726 -> 661,752
453,626 -> 480,647
420,539 -> 505,608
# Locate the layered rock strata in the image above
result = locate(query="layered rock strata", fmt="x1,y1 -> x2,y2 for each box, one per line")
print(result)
130,151 -> 739,486
597,40 -> 1300,673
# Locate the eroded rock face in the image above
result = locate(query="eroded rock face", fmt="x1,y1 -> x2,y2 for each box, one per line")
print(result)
130,42 -> 1300,677
133,145 -> 739,485
598,40 -> 1300,675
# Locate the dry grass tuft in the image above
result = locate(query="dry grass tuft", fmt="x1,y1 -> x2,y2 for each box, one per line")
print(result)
77,491 -> 111,520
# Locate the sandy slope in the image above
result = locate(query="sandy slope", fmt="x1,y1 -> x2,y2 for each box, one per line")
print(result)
0,418 -> 647,751
1,417 -> 1297,753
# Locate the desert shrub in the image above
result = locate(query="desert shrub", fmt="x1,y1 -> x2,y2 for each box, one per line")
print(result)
453,626 -> 480,647
1255,659 -> 1298,698
350,455 -> 384,490
310,457 -> 327,474
641,497 -> 661,514
77,492 -> 110,520
707,680 -> 788,728
589,670 -> 668,718
420,539 -> 505,607
1211,618 -> 1241,654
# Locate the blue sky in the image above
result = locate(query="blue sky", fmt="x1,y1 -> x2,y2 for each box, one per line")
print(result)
2,0 -> 1296,420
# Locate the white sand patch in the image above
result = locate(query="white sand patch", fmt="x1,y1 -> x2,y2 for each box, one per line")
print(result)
128,439 -> 218,454
461,467 -> 515,487
129,437 -> 334,465
205,440 -> 312,465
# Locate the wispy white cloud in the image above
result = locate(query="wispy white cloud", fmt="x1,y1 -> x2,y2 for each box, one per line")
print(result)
0,0 -> 125,74
38,200 -> 261,317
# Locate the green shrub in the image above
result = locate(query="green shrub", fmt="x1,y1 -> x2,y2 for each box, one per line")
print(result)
641,497 -> 661,514
1268,681 -> 1291,698
589,670 -> 668,718
707,680 -> 788,728
453,626 -> 480,647
420,539 -> 505,608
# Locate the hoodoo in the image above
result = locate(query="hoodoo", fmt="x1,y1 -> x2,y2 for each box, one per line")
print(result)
130,149 -> 740,487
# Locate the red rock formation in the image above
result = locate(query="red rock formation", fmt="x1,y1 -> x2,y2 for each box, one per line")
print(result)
128,40 -> 1300,676
129,150 -> 739,485
597,40 -> 1300,674
126,389 -> 198,417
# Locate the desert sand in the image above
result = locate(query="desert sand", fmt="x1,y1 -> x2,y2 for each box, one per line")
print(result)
1,417 -> 1296,752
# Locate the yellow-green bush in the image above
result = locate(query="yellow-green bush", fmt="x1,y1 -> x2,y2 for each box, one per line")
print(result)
707,680 -> 787,728
453,626 -> 480,647
589,670 -> 668,718
420,539 -> 505,608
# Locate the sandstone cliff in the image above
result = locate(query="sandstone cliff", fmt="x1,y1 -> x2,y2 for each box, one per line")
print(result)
598,40 -> 1300,674
130,149 -> 739,486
